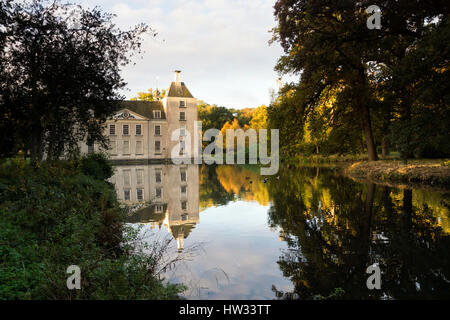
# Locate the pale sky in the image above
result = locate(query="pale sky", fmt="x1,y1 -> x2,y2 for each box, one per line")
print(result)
80,0 -> 295,109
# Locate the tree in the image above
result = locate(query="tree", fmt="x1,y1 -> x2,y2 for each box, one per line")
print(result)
232,107 -> 254,128
267,84 -> 309,159
131,88 -> 166,101
386,14 -> 450,159
220,118 -> 242,149
270,0 -> 450,161
198,103 -> 234,132
0,0 -> 153,162
271,0 -> 381,160
249,105 -> 268,130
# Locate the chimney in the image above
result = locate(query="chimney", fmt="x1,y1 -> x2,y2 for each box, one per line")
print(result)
174,70 -> 181,83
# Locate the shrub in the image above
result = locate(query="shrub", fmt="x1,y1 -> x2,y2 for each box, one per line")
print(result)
0,158 -> 185,299
80,152 -> 114,181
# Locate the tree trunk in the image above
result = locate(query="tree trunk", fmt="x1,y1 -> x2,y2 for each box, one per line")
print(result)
381,136 -> 389,158
30,127 -> 44,166
400,90 -> 413,160
360,102 -> 378,161
357,70 -> 378,161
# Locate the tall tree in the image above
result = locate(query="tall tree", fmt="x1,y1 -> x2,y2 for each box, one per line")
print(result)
271,0 -> 382,160
270,0 -> 450,161
0,0 -> 153,162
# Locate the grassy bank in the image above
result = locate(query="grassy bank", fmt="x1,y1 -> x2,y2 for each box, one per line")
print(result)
0,155 -> 185,299
345,159 -> 450,188
283,153 -> 401,166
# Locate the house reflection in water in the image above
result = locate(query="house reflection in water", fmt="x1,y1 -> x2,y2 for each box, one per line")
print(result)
110,164 -> 199,251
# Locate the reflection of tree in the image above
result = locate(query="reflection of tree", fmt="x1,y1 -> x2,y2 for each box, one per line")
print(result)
199,165 -> 234,209
216,166 -> 269,206
199,165 -> 271,209
268,167 -> 450,299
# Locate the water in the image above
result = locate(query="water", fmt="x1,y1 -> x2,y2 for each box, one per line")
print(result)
110,164 -> 450,299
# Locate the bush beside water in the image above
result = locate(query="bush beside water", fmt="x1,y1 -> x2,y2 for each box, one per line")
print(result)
0,154 -> 185,299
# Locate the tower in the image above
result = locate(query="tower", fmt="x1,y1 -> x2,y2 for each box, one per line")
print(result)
162,70 -> 198,160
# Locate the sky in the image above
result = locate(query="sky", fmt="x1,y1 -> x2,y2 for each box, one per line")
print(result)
80,0 -> 294,109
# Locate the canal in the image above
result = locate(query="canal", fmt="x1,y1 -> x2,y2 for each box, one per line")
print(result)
110,164 -> 450,299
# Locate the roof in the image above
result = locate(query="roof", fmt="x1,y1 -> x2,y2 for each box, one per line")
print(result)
126,204 -> 167,223
170,223 -> 196,240
116,100 -> 166,120
167,82 -> 194,98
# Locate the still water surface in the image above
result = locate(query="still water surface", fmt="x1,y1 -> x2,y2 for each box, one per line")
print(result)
111,164 -> 450,299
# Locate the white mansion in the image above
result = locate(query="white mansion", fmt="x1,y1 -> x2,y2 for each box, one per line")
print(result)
80,70 -> 198,162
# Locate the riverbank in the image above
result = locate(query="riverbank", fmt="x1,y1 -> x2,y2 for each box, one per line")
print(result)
0,156 -> 185,299
344,159 -> 450,189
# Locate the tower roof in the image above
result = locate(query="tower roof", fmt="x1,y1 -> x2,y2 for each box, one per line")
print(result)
167,81 -> 194,98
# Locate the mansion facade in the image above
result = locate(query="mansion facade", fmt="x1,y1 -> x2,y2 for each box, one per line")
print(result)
80,70 -> 198,161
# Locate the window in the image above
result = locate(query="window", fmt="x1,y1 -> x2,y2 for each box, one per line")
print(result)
88,143 -> 94,154
155,170 -> 162,183
180,170 -> 186,182
179,112 -> 186,121
123,170 -> 131,186
136,141 -> 143,155
136,169 -> 144,185
155,141 -> 161,153
124,189 -> 130,201
155,125 -> 161,136
136,124 -> 142,135
155,204 -> 163,213
179,101 -> 185,107
155,187 -> 162,199
180,126 -> 186,137
181,201 -> 187,211
180,140 -> 185,154
109,124 -> 116,135
153,110 -> 161,119
181,185 -> 187,195
109,140 -> 117,154
123,141 -> 130,154
123,124 -> 129,135
181,213 -> 188,221
137,189 -> 143,201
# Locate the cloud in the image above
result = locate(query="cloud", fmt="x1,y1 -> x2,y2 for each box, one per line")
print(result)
80,0 -> 286,108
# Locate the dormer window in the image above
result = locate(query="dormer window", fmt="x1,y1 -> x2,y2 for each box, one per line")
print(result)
179,101 -> 185,108
153,110 -> 161,119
